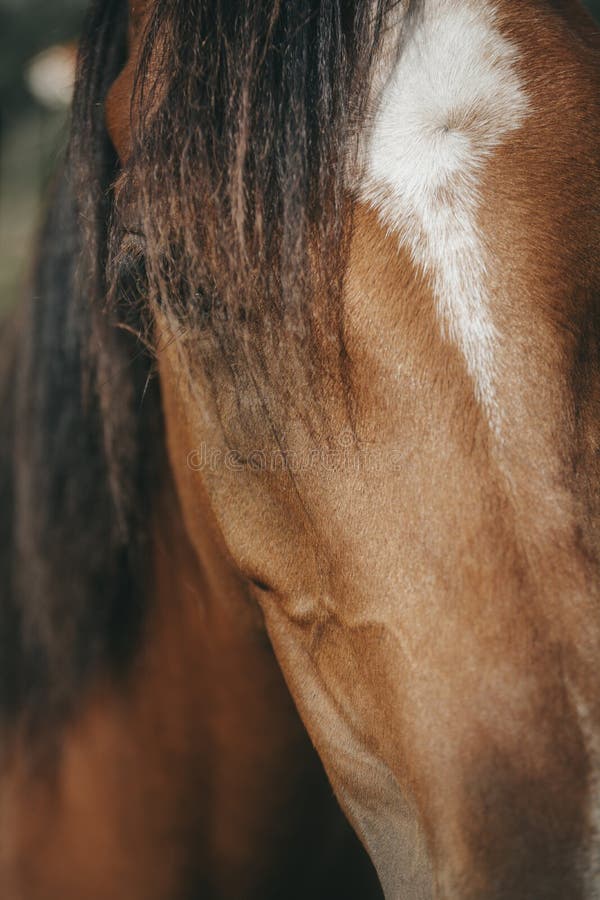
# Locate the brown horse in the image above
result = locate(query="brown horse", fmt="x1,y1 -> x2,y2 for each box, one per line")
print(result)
2,0 -> 600,897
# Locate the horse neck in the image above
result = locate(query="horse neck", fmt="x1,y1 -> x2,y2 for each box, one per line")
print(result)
0,467 -> 377,900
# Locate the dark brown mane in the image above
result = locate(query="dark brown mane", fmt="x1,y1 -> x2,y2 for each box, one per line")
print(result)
116,0 -> 401,424
0,0 -> 400,729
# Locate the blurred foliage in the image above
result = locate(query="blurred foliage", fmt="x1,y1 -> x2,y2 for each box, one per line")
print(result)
0,0 -> 86,125
589,0 -> 600,17
0,0 -> 87,312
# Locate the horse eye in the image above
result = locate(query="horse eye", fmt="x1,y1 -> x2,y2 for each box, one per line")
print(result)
249,578 -> 272,594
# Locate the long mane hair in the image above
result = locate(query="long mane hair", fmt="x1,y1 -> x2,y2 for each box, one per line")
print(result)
0,0 -> 399,731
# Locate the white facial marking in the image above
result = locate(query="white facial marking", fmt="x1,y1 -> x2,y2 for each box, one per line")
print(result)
360,0 -> 529,424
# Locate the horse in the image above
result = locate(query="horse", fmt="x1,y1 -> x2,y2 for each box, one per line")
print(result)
1,0 -> 599,897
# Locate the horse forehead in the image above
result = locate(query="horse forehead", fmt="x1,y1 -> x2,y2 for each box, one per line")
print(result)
359,0 -> 530,428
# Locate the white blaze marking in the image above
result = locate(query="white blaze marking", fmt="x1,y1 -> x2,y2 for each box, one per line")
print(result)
360,0 -> 529,423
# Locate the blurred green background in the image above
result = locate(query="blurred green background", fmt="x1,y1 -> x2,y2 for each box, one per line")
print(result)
0,0 -> 599,315
1,0 -> 88,312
